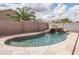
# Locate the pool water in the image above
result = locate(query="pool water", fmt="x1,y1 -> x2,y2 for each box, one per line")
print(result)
5,32 -> 69,47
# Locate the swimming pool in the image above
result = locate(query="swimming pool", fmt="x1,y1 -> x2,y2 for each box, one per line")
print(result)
5,32 -> 69,47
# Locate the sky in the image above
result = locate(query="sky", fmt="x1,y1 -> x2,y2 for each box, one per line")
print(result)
0,3 -> 79,22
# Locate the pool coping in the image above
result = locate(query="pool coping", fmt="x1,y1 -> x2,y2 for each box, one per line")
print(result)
0,30 -> 78,55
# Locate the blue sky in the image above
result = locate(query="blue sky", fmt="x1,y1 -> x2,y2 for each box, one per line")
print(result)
50,3 -> 79,9
0,3 -> 79,21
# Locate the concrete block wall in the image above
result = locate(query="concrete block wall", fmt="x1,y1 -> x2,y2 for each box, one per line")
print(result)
0,20 -> 48,35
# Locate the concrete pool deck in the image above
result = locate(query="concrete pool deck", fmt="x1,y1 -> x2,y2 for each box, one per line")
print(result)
0,31 -> 79,55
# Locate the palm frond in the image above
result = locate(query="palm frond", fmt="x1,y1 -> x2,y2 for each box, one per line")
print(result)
9,6 -> 36,22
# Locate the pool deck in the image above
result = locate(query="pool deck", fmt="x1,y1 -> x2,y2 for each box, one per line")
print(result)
0,31 -> 79,55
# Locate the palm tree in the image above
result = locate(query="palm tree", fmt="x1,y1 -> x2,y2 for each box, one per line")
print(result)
9,6 -> 36,33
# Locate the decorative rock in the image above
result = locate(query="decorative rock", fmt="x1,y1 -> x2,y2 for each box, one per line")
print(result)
64,29 -> 69,32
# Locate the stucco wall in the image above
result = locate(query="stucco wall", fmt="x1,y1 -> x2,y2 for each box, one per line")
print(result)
0,20 -> 48,35
0,21 -> 22,35
0,9 -> 15,21
23,21 -> 39,32
39,22 -> 48,31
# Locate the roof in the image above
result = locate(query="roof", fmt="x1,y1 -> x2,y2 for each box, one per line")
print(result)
0,9 -> 15,21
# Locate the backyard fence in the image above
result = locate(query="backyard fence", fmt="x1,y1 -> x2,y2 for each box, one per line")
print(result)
0,20 -> 48,35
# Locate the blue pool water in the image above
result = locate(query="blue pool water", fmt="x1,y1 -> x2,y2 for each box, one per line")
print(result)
5,32 -> 69,47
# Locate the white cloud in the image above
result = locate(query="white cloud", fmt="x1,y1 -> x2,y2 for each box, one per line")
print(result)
19,3 -> 52,19
48,4 -> 79,21
20,3 -> 51,12
66,5 -> 79,21
0,3 -> 20,10
68,5 -> 79,15
1,3 -> 79,21
0,6 -> 9,10
47,4 -> 67,21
